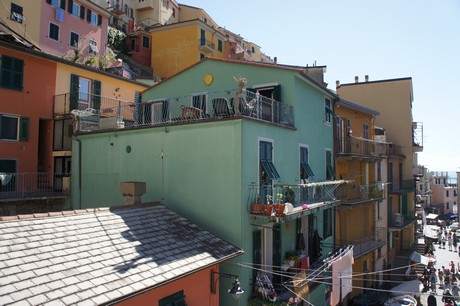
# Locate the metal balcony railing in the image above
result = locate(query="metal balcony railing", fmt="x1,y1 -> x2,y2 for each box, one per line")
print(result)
412,122 -> 423,150
198,38 -> 215,52
336,182 -> 386,205
389,211 -> 416,228
61,89 -> 295,132
335,136 -> 387,156
335,227 -> 386,258
0,173 -> 70,199
389,179 -> 415,193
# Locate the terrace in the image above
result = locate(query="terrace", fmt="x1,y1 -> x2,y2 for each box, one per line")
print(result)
53,89 -> 295,132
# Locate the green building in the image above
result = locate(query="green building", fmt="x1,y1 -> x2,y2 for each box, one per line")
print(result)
71,58 -> 345,306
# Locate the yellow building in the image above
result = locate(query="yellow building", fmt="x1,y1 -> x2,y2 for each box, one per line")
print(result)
1,0 -> 41,46
337,76 -> 422,270
149,19 -> 226,79
334,98 -> 387,300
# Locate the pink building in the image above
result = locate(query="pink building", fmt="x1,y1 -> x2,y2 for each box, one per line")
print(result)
430,171 -> 458,215
40,0 -> 109,58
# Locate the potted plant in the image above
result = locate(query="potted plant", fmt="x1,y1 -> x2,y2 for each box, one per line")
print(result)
251,194 -> 263,214
274,193 -> 285,216
285,251 -> 300,267
263,194 -> 273,216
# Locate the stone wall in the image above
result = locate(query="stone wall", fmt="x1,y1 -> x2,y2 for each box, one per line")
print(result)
0,198 -> 67,216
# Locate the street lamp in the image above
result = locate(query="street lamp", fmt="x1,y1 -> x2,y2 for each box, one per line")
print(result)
210,270 -> 245,299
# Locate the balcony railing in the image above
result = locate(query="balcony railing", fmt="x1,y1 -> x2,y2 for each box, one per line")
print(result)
412,122 -> 423,151
389,211 -> 416,228
336,182 -> 386,205
389,179 -> 415,193
59,89 -> 295,132
247,182 -> 344,220
0,173 -> 70,199
335,136 -> 404,158
107,0 -> 125,15
335,227 -> 386,258
198,38 -> 215,52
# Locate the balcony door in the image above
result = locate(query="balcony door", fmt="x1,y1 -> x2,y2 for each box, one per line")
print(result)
78,77 -> 91,110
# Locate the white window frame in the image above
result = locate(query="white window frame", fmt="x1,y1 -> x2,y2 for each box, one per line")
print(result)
89,40 -> 98,54
90,11 -> 97,26
299,144 -> 314,184
49,22 -> 60,41
70,32 -> 79,48
71,2 -> 80,17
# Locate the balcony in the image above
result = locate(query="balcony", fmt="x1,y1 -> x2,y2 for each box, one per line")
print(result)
335,135 -> 387,159
57,89 -> 295,133
336,182 -> 386,205
0,173 -> 70,200
198,38 -> 215,52
389,179 -> 415,194
136,0 -> 154,11
335,227 -> 386,258
389,211 -> 416,228
412,122 -> 423,152
247,182 -> 345,222
107,0 -> 125,15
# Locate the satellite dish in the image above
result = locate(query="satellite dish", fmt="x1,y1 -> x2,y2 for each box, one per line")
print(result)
0,173 -> 12,186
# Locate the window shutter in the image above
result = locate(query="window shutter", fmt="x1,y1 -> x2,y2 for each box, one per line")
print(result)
46,0 -> 51,4
97,14 -> 102,26
273,85 -> 281,102
19,117 -> 29,141
92,80 -> 101,110
69,74 -> 79,110
67,0 -> 73,13
79,6 -> 85,19
86,9 -> 91,22
59,0 -> 65,10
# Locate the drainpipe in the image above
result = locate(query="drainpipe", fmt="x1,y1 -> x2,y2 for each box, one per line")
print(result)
74,138 -> 82,209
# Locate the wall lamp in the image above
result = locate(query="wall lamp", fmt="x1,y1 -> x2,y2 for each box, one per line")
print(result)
210,270 -> 245,299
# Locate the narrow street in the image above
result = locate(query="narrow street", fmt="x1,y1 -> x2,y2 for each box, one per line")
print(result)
420,237 -> 460,305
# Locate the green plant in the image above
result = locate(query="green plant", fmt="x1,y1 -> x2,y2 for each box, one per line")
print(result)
276,193 -> 283,204
266,194 -> 272,204
285,250 -> 300,261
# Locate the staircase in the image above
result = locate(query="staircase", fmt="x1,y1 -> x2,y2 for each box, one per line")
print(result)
116,52 -> 153,79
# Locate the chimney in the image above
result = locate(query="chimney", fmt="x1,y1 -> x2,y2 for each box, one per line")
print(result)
365,75 -> 369,82
274,57 -> 277,64
120,181 -> 146,205
336,80 -> 340,88
355,76 -> 359,83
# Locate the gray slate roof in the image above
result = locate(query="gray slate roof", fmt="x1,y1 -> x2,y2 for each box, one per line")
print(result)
0,203 -> 243,305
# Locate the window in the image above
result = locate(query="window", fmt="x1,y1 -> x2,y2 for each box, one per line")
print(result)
300,146 -> 314,183
50,0 -> 65,9
323,208 -> 333,238
446,190 -> 449,197
172,8 -> 175,17
89,40 -> 98,54
10,3 -> 24,24
377,161 -> 382,181
260,141 -> 280,181
86,9 -> 97,26
252,46 -> 255,53
218,39 -> 223,52
324,98 -> 332,124
325,149 -> 334,180
447,202 -> 450,210
0,55 -> 24,91
142,36 -> 150,48
71,2 -> 80,17
200,53 -> 205,60
0,115 -> 28,141
70,32 -> 79,48
49,22 -> 59,41
159,290 -> 187,306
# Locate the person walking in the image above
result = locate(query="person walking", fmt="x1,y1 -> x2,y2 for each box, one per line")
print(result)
438,268 -> 445,287
442,236 -> 447,249
430,270 -> 437,292
450,261 -> 456,274
448,235 -> 453,251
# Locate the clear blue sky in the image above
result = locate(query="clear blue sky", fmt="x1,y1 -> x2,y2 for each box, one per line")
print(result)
181,0 -> 460,172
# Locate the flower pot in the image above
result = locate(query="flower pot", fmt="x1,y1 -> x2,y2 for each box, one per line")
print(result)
274,203 -> 285,216
263,205 -> 273,216
251,203 -> 263,214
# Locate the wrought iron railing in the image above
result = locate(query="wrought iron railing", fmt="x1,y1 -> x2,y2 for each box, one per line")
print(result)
389,211 -> 416,227
0,173 -> 70,199
335,227 -> 386,258
388,179 -> 415,193
335,135 -> 403,157
58,89 -> 295,132
336,182 -> 386,204
198,38 -> 215,51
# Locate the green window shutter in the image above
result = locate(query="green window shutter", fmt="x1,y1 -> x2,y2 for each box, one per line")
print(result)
273,85 -> 281,102
69,74 -> 79,110
92,80 -> 101,110
67,0 -> 73,13
79,6 -> 85,19
1,56 -> 24,91
19,117 -> 29,141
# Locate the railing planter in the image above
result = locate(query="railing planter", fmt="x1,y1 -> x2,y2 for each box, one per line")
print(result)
251,196 -> 263,214
262,204 -> 273,216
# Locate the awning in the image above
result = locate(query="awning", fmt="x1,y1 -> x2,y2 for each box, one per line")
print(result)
410,251 -> 433,266
426,213 -> 438,220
